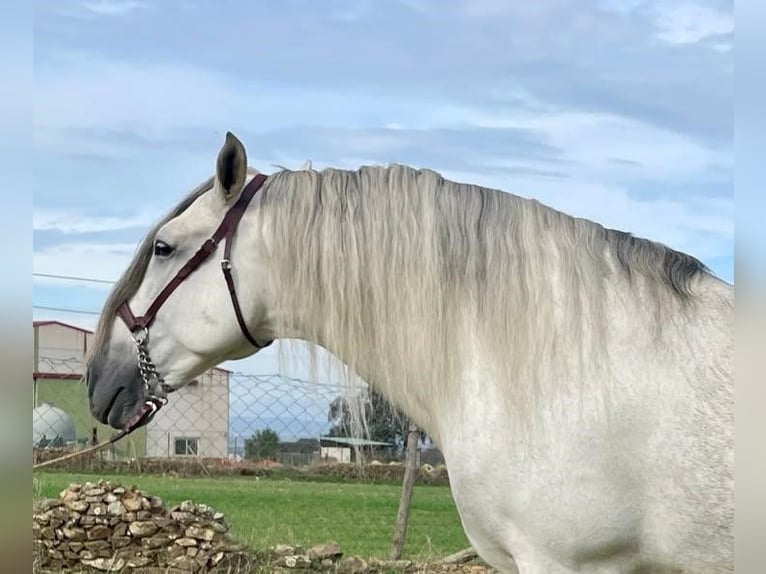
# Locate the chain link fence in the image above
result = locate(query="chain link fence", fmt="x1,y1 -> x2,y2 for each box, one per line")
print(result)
32,354 -> 463,560
32,355 -> 446,468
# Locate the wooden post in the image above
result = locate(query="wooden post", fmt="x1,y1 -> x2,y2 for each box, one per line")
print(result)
390,423 -> 420,560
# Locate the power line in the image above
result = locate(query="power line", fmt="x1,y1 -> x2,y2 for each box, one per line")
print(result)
33,305 -> 101,316
33,272 -> 115,285
33,271 -> 109,315
33,274 -> 111,316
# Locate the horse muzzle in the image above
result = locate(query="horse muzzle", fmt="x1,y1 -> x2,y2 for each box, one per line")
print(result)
87,355 -> 168,432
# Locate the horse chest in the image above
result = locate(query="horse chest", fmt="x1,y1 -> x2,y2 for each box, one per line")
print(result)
435,381 -> 655,573
447,440 -> 644,570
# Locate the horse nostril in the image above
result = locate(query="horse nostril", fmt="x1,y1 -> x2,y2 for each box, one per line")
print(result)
96,386 -> 125,425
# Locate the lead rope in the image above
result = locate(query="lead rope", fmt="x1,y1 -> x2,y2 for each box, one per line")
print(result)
33,429 -> 131,471
32,397 -> 166,470
33,395 -> 166,471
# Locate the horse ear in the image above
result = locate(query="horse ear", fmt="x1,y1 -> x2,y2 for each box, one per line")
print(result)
214,132 -> 248,201
299,160 -> 312,171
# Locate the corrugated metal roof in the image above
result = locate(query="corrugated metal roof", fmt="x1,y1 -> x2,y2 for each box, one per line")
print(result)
319,436 -> 393,447
33,320 -> 93,335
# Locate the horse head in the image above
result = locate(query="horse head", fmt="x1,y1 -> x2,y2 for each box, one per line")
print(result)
86,132 -> 278,430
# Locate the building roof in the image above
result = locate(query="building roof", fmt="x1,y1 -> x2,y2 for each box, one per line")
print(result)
33,320 -> 93,335
32,320 -> 232,374
319,436 -> 394,447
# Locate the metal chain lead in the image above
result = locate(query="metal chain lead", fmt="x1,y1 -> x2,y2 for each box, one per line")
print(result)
132,328 -> 170,402
133,328 -> 161,389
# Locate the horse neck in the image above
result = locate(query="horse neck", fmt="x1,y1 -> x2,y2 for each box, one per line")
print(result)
261,171 -> 701,440
266,251 -> 455,436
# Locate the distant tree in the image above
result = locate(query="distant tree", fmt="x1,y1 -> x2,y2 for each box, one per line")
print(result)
244,428 -> 280,460
328,389 -> 426,454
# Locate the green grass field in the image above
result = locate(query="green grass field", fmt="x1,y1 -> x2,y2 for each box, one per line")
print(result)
33,471 -> 469,560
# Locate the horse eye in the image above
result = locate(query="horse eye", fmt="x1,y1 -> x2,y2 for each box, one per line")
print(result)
153,240 -> 174,257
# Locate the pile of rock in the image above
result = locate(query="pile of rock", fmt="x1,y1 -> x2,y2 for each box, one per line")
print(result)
32,480 -> 251,572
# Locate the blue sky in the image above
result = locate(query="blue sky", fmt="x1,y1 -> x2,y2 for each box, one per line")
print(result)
33,0 -> 734,379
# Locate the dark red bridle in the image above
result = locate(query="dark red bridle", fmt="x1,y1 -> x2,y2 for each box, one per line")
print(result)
117,173 -> 270,349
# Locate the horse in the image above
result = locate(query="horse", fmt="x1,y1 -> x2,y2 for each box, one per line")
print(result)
85,132 -> 733,573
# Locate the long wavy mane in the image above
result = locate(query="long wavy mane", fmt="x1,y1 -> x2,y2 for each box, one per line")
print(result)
260,164 -> 710,432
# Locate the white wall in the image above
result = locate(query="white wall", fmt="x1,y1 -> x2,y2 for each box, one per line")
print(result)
34,322 -> 89,374
320,446 -> 351,463
145,368 -> 230,458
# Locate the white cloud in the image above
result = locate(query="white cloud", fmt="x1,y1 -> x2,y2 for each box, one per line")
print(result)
80,0 -> 146,16
598,0 -> 649,15
396,0 -> 430,12
462,0 -> 511,17
652,2 -> 734,45
33,53 -> 247,138
712,42 -> 732,52
34,209 -> 157,234
32,51 -> 408,147
459,0 -> 562,19
31,20 -> 732,283
425,103 -> 731,184
329,0 -> 374,22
